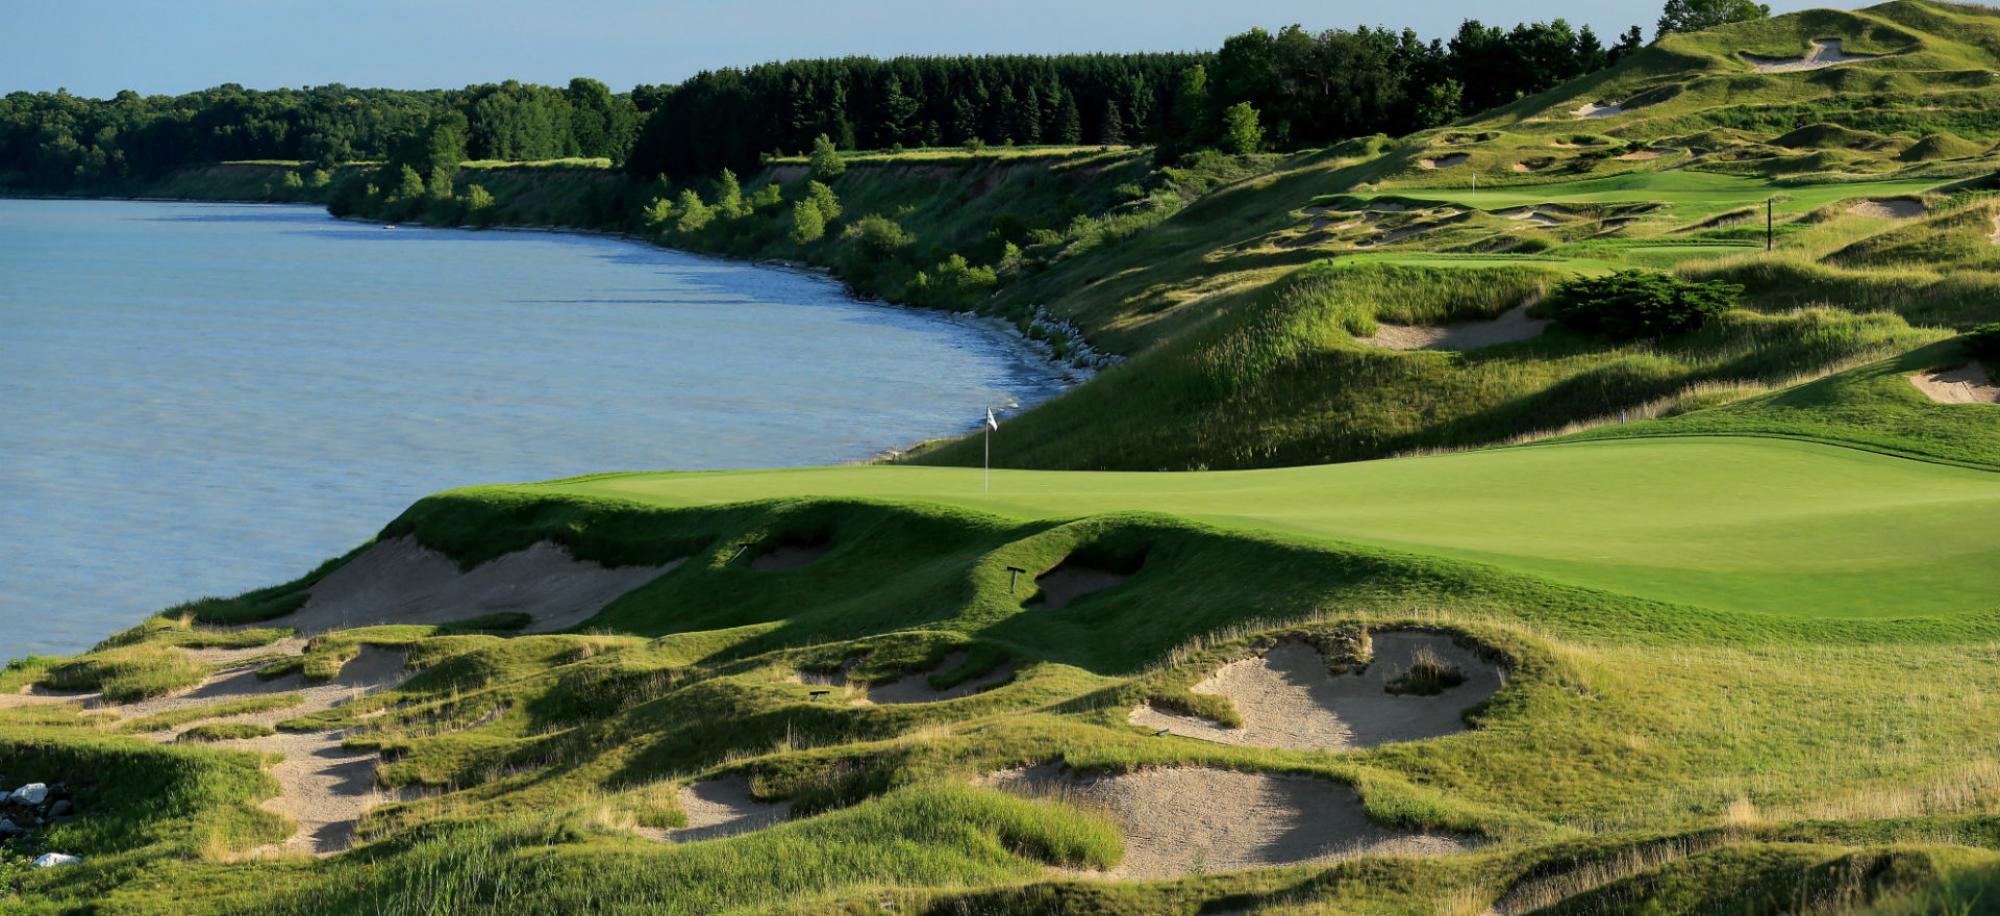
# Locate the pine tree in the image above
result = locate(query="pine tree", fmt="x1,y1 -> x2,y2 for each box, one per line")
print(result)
880,75 -> 920,147
989,85 -> 1017,144
1016,86 -> 1043,144
951,92 -> 982,144
1054,91 -> 1083,145
1098,99 -> 1126,145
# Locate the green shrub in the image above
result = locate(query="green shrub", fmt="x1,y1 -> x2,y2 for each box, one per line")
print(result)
1548,270 -> 1742,339
790,199 -> 826,243
845,215 -> 914,259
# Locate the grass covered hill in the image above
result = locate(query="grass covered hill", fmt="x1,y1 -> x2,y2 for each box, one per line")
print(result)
8,429 -> 2000,912
902,0 -> 2000,470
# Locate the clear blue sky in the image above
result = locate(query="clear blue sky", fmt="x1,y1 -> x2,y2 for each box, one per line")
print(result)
7,0 -> 1830,98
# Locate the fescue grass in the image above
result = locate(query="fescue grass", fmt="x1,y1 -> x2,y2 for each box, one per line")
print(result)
42,645 -> 208,702
175,722 -> 278,742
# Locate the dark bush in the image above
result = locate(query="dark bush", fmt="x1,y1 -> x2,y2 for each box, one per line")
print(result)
1547,270 -> 1742,339
1968,322 -> 2000,360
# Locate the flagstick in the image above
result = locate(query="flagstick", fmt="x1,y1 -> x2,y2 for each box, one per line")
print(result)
984,423 -> 990,494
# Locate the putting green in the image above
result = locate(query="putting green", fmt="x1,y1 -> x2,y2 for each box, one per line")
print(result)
506,437 -> 2000,620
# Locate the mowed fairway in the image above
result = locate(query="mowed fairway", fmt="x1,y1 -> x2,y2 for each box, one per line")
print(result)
511,437 -> 2000,620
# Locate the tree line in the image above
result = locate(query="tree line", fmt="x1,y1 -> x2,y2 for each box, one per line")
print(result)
624,18 -> 1647,176
0,10 -> 1696,192
0,79 -> 638,192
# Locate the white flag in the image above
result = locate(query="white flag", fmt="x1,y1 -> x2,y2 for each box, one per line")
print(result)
986,408 -> 999,430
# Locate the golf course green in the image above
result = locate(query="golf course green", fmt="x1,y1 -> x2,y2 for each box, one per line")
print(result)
524,436 -> 2000,620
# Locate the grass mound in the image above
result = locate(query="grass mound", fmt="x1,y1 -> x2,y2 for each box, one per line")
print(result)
42,645 -> 207,702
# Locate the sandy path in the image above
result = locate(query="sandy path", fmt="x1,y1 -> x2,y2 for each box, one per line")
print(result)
280,536 -> 677,634
1358,304 -> 1548,352
1741,39 -> 1883,72
1911,362 -> 2000,405
979,765 -> 1472,878
638,775 -> 791,842
1129,633 -> 1503,751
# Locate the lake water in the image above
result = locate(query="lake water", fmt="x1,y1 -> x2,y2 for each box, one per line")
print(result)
0,199 -> 1066,656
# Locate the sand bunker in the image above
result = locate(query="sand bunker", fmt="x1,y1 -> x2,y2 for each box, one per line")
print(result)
656,775 -> 791,842
1357,304 -> 1549,352
1616,148 -> 1675,162
749,542 -> 831,572
287,536 -> 676,635
1847,198 -> 1925,219
1911,362 -> 2000,405
1418,154 -> 1470,169
792,650 -> 1014,704
1988,213 -> 2000,244
1498,207 -> 1564,228
1573,101 -> 1627,119
866,652 -> 1014,704
1741,39 -> 1883,73
979,765 -> 1471,878
1128,633 -> 1503,751
1030,563 -> 1134,610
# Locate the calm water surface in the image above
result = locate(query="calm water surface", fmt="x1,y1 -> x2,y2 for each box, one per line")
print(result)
0,199 -> 1065,656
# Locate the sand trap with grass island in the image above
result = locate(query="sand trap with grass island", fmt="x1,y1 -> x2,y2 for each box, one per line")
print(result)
1358,304 -> 1549,352
791,650 -> 1014,704
1418,153 -> 1470,169
284,535 -> 677,635
636,774 -> 792,843
1911,362 -> 2000,405
978,765 -> 1472,878
1129,632 -> 1503,751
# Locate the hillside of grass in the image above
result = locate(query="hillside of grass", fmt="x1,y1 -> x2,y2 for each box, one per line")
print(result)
9,431 -> 2000,911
